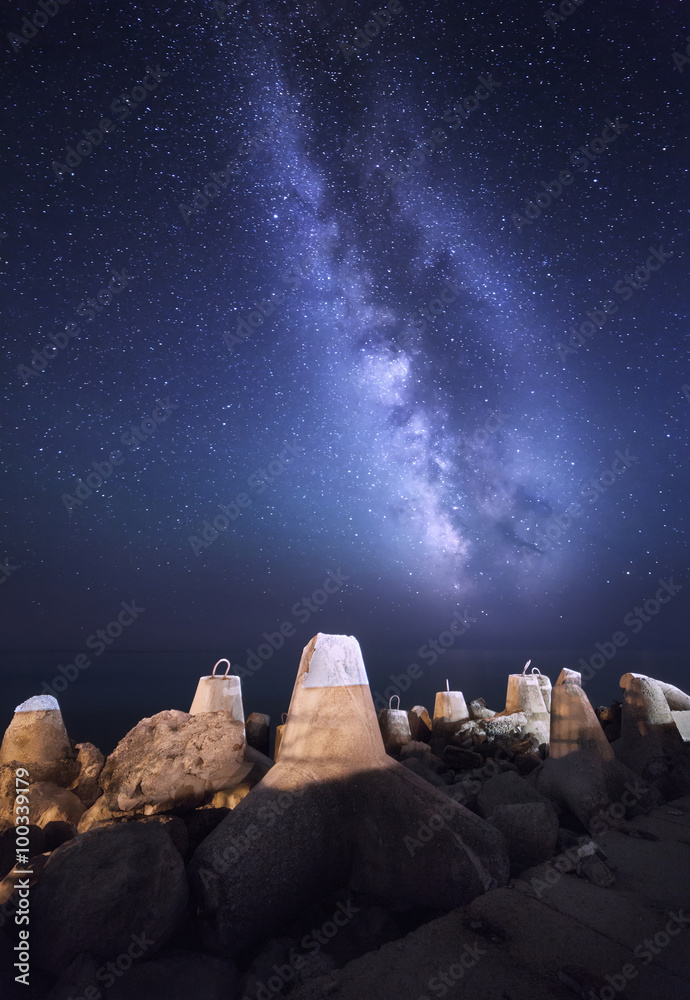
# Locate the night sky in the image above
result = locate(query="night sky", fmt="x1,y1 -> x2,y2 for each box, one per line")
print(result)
1,0 -> 688,746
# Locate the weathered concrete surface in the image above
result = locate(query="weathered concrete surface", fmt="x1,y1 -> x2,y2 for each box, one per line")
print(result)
290,798 -> 690,1000
0,697 -> 73,766
189,634 -> 508,956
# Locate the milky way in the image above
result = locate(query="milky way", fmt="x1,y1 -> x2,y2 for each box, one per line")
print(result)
1,0 -> 688,691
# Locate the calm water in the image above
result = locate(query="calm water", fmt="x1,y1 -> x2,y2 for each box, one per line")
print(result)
0,648 -> 685,755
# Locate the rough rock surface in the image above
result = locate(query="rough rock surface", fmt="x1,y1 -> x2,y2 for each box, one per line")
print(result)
477,769 -> 552,818
69,742 -> 105,806
488,802 -> 559,873
29,821 -> 188,975
100,709 -> 247,813
24,781 -> 85,828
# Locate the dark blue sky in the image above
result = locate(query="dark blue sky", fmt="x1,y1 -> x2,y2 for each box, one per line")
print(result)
1,0 -> 688,731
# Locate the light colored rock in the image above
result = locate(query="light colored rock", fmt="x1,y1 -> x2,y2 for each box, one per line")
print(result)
407,705 -> 432,741
468,698 -> 496,720
30,821 -> 187,975
100,709 -> 247,814
482,712 -> 528,737
190,633 -> 509,956
69,742 -> 104,807
26,782 -> 85,828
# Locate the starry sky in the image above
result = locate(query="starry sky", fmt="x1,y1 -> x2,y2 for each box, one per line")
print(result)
1,0 -> 688,740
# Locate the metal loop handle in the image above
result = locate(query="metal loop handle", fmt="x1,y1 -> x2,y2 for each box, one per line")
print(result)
531,666 -> 542,676
281,713 -> 288,724
389,695 -> 400,711
522,658 -> 532,675
212,658 -> 231,678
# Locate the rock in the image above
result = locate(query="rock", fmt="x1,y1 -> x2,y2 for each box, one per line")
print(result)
183,807 -> 232,855
468,698 -> 496,720
399,757 -> 447,787
45,953 -> 100,1000
25,781 -> 85,828
477,770 -> 552,818
78,793 -> 118,832
246,712 -> 271,755
30,821 -> 188,975
70,742 -> 104,807
100,709 -> 248,814
378,707 -> 412,755
488,802 -> 559,874
407,705 -> 432,742
514,753 -> 542,776
399,740 -> 433,760
107,950 -> 235,1000
190,633 -> 509,956
482,712 -> 528,737
0,696 -> 74,767
442,746 -> 483,770
531,751 -> 613,832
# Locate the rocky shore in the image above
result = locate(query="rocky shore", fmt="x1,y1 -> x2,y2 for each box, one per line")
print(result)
1,635 -> 689,999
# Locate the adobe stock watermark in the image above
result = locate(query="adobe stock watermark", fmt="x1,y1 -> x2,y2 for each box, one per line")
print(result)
0,558 -> 20,586
223,234 -> 338,355
61,399 -> 178,511
179,110 -> 296,225
241,899 -> 360,1000
234,568 -> 351,680
556,245 -> 673,361
17,267 -> 134,384
586,911 -> 690,1000
578,577 -> 682,682
7,0 -> 71,55
521,446 -> 639,561
527,775 -> 649,899
414,943 -> 486,999
385,75 -> 502,187
510,117 -> 629,231
545,0 -> 587,32
672,36 -> 690,73
339,1 -> 404,64
63,931 -> 155,999
371,608 -> 476,711
52,66 -> 169,181
187,440 -> 302,555
40,600 -> 145,697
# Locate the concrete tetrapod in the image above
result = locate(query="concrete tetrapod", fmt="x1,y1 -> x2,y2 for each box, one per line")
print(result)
189,659 -> 245,721
189,634 -> 509,956
0,695 -> 73,766
503,664 -> 550,745
616,673 -> 690,780
533,669 -> 655,831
